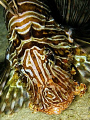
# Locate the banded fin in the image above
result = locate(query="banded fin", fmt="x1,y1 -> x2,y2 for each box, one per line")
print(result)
46,0 -> 90,41
46,0 -> 90,26
0,86 -> 30,114
74,44 -> 90,82
0,65 -> 30,114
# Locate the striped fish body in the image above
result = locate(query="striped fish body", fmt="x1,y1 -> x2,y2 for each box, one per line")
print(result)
0,0 -> 87,114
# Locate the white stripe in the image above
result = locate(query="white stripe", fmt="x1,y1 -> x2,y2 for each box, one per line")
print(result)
1,103 -> 6,112
13,15 -> 45,24
25,69 -> 33,77
11,100 -> 15,110
33,50 -> 48,83
25,49 -> 43,85
15,21 -> 44,34
49,65 -> 67,87
43,63 -> 52,79
15,21 -> 31,30
9,30 -> 17,41
8,11 -> 46,30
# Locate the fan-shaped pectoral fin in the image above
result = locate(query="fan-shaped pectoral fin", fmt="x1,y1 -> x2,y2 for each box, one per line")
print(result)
73,45 -> 90,82
0,67 -> 30,114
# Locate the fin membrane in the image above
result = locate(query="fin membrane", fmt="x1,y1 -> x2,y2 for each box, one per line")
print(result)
0,63 -> 30,114
74,45 -> 90,82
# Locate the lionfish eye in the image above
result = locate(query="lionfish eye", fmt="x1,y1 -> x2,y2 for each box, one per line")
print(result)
44,48 -> 55,63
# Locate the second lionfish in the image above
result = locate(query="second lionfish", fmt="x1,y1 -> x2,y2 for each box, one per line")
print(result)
0,0 -> 90,114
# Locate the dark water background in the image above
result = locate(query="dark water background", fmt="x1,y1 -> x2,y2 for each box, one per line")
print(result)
0,4 -> 90,120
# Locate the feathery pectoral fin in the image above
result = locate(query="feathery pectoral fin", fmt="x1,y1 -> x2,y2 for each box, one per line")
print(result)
0,69 -> 30,114
74,45 -> 90,82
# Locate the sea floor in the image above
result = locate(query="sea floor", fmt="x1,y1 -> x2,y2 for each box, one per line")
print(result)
0,6 -> 90,120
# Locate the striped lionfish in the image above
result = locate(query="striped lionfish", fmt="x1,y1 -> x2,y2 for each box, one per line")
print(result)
0,0 -> 90,115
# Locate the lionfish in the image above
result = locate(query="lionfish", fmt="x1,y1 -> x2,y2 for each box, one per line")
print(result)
0,0 -> 90,115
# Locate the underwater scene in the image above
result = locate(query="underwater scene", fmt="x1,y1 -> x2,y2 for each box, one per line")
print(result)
0,0 -> 90,120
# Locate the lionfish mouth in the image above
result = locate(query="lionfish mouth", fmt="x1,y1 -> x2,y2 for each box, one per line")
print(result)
0,0 -> 89,115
